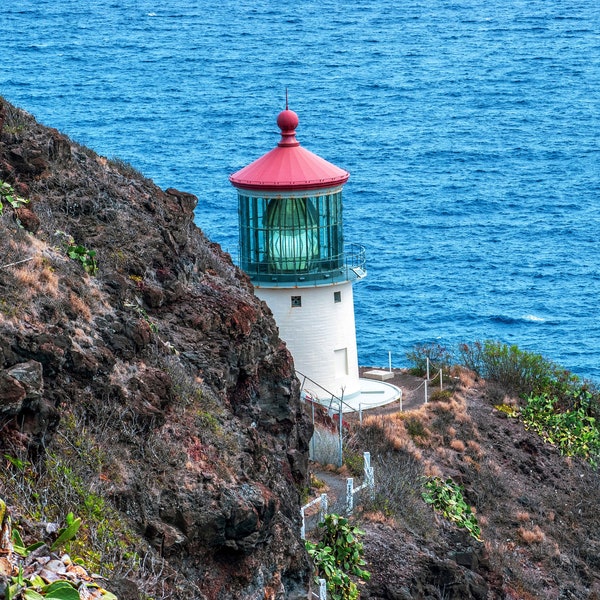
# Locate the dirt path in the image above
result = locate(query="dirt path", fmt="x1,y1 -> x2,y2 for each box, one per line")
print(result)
304,370 -> 434,533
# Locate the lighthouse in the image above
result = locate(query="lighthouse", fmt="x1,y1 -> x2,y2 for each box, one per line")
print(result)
230,105 -> 399,409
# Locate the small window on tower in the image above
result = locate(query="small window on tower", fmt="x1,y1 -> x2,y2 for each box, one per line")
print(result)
291,295 -> 302,308
334,291 -> 342,303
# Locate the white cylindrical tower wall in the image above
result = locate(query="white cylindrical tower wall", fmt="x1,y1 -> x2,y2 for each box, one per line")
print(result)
255,281 -> 360,401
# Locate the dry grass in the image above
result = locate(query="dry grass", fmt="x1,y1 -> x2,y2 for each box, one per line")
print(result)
0,233 -> 62,304
449,438 -> 466,452
423,463 -> 442,478
466,439 -> 483,458
456,367 -> 477,388
12,264 -> 39,287
69,292 -> 92,321
362,510 -> 393,524
518,525 -> 546,544
38,262 -> 59,296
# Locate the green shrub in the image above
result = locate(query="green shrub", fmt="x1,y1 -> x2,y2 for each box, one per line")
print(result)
306,514 -> 370,600
55,230 -> 98,275
406,342 -> 453,377
458,341 -> 555,397
196,410 -> 220,434
429,389 -> 453,403
459,341 -> 600,418
404,416 -> 428,440
521,392 -> 600,466
343,449 -> 364,477
422,476 -> 481,541
67,243 -> 98,275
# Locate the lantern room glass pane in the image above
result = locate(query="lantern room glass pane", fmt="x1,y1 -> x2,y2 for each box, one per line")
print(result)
266,197 -> 319,272
238,189 -> 347,283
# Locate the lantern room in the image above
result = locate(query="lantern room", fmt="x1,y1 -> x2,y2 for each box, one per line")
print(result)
230,107 -> 366,287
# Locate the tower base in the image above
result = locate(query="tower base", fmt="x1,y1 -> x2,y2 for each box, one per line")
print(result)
301,377 -> 402,414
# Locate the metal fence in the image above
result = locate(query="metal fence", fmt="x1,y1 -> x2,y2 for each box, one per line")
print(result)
300,451 -> 374,540
302,452 -> 374,599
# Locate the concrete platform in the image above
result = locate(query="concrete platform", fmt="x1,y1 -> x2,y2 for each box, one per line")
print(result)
363,369 -> 394,381
306,377 -> 402,414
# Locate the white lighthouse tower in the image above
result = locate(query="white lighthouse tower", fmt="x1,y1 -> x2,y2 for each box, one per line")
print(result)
230,105 -> 399,408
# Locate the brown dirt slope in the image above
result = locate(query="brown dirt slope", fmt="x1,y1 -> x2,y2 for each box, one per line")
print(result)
336,370 -> 600,600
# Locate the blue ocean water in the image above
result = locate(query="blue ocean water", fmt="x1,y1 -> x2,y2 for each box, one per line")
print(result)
1,0 -> 599,380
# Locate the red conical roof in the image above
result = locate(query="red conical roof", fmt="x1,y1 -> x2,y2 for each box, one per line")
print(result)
229,108 -> 349,191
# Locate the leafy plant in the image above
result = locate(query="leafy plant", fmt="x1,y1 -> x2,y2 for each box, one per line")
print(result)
124,300 -> 158,332
3,509 -> 117,600
305,514 -> 370,600
0,180 -> 29,215
521,392 -> 600,466
4,453 -> 29,471
67,244 -> 98,275
11,528 -> 44,557
50,512 -> 82,551
494,403 -> 519,417
55,230 -> 98,275
422,476 -> 481,541
6,576 -> 109,600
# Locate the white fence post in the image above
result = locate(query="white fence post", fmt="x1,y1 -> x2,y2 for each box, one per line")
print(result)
301,493 -> 329,540
346,478 -> 354,514
424,378 -> 428,404
319,493 -> 328,523
367,466 -> 375,500
364,451 -> 375,501
319,578 -> 327,599
311,401 -> 316,459
426,357 -> 430,381
440,368 -> 443,390
338,400 -> 343,468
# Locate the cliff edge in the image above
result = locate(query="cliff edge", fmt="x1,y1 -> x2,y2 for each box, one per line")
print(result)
0,98 -> 312,599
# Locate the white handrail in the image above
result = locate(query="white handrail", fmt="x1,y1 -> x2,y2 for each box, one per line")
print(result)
346,452 -> 375,514
300,493 -> 328,540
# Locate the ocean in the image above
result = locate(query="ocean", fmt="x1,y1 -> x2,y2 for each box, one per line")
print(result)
1,0 -> 599,380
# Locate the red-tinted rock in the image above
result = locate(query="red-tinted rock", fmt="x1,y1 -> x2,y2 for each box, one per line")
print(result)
14,207 -> 40,233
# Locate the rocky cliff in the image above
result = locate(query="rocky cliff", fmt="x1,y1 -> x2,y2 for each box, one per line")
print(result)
0,98 -> 312,599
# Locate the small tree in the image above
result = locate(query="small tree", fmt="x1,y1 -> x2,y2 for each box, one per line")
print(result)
406,342 -> 453,377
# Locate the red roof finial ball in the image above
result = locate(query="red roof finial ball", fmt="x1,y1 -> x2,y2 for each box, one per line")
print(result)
276,109 -> 299,147
277,108 -> 299,135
